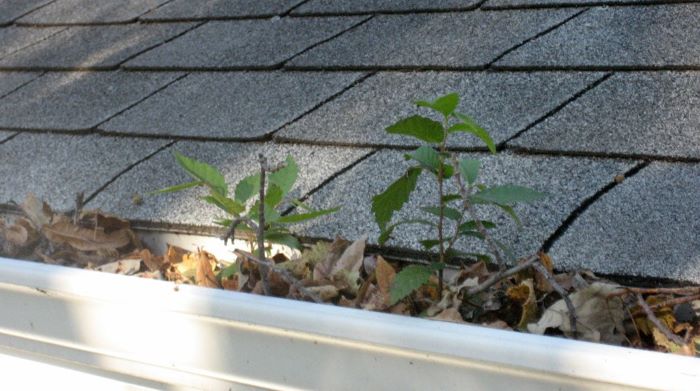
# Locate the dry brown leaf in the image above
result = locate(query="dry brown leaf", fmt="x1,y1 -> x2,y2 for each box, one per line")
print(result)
20,193 -> 52,229
44,218 -> 131,252
165,245 -> 189,264
96,259 -> 141,275
375,256 -> 396,302
507,279 -> 538,330
307,285 -> 339,301
195,250 -> 219,288
79,211 -> 130,233
430,307 -> 467,324
221,276 -> 239,291
313,236 -> 350,280
528,282 -> 626,343
330,234 -> 367,277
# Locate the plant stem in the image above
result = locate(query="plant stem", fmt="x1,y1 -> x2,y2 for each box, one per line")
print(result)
532,260 -> 578,339
465,254 -> 538,297
436,118 -> 450,296
257,154 -> 271,296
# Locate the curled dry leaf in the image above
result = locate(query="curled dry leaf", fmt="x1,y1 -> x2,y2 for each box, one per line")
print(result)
1,217 -> 39,256
96,259 -> 141,275
44,217 -> 131,252
313,236 -> 350,280
507,279 -> 538,330
528,282 -> 626,343
375,256 -> 396,305
330,234 -> 367,277
430,307 -> 468,324
20,193 -> 52,229
195,250 -> 220,288
307,285 -> 339,301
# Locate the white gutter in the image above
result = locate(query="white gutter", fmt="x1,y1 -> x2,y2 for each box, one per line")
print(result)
0,257 -> 697,390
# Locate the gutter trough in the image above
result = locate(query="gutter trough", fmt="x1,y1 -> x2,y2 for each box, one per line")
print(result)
0,255 -> 698,390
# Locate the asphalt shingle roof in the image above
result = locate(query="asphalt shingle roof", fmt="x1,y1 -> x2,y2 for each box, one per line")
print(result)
0,0 -> 698,283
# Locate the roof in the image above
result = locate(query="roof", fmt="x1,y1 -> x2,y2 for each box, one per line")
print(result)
0,0 -> 698,282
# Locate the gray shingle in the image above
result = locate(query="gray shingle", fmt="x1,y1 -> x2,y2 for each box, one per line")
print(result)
0,131 -> 15,143
17,0 -> 171,25
296,150 -> 637,257
549,163 -> 700,283
101,72 -> 364,139
495,5 -> 700,69
88,141 -> 373,225
0,23 -> 195,70
0,72 -> 40,98
483,0 -> 667,8
0,0 -> 52,26
0,133 -> 168,210
510,73 -> 700,159
289,9 -> 581,68
124,17 -> 366,70
140,0 -> 304,21
0,26 -> 65,59
277,72 -> 604,147
293,0 -> 480,14
0,71 -> 183,131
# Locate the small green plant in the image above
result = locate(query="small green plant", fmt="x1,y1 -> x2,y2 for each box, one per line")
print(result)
372,93 -> 546,305
156,151 -> 339,252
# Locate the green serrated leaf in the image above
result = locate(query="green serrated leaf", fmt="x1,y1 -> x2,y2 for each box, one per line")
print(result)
372,167 -> 422,231
389,265 -> 434,305
496,203 -> 522,226
202,193 -> 244,215
149,180 -> 202,195
415,93 -> 459,117
473,185 -> 546,205
449,114 -> 496,154
174,151 -> 228,196
264,183 -> 285,209
421,206 -> 462,221
386,115 -> 445,144
378,219 -> 435,246
234,173 -> 260,204
264,232 -> 301,250
406,146 -> 440,172
276,207 -> 340,224
459,159 -> 480,185
269,156 -> 298,197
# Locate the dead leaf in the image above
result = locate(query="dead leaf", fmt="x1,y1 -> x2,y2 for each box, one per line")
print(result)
78,211 -> 130,233
195,250 -> 220,288
44,217 -> 131,252
430,307 -> 467,324
330,234 -> 367,277
307,285 -> 339,301
96,259 -> 141,275
20,193 -> 52,229
481,320 -> 512,330
165,245 -> 189,264
375,256 -> 396,303
528,282 -> 626,343
507,279 -> 538,330
313,236 -> 350,280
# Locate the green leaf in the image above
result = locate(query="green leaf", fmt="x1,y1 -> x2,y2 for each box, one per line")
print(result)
202,193 -> 244,215
264,232 -> 301,250
473,185 -> 546,205
276,207 -> 340,224
269,156 -> 298,197
441,193 -> 461,203
389,265 -> 434,305
459,230 -> 485,240
234,173 -> 260,204
458,220 -> 496,231
495,203 -> 522,226
459,159 -> 480,185
449,114 -> 496,154
386,115 -> 445,144
372,167 -> 421,231
149,180 -> 202,195
378,219 -> 435,246
415,93 -> 459,117
219,263 -> 239,280
405,146 -> 440,172
174,151 -> 228,196
419,239 -> 447,250
264,183 -> 285,209
421,206 -> 462,221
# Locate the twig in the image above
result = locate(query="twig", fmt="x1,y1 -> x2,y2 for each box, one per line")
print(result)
221,217 -> 259,245
234,249 -> 323,303
466,254 -> 538,297
73,192 -> 84,225
257,154 -> 271,296
532,260 -> 578,339
630,293 -> 700,317
636,293 -> 686,347
607,286 -> 700,298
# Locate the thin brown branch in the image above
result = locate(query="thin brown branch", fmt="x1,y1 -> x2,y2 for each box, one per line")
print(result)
234,249 -> 323,303
607,286 -> 700,298
532,261 -> 578,339
636,293 -> 686,347
221,217 -> 259,246
630,293 -> 700,317
73,192 -> 84,225
465,254 -> 538,297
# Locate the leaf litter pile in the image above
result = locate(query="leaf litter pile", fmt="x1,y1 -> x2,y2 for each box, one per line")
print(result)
2,194 -> 700,357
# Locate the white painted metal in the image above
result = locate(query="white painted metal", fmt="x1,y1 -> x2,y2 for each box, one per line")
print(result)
0,257 -> 697,390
